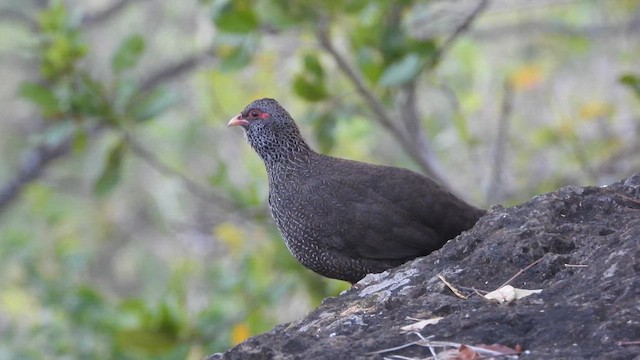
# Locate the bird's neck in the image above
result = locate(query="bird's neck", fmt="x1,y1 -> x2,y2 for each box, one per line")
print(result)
254,136 -> 316,172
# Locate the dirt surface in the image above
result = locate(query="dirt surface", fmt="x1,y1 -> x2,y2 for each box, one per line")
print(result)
207,173 -> 640,360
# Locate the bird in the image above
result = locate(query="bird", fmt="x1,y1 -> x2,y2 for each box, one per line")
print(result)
228,98 -> 485,284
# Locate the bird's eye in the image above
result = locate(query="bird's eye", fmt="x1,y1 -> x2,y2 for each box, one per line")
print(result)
250,110 -> 260,118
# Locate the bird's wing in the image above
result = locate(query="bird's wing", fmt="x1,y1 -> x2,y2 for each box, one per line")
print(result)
294,169 -> 446,261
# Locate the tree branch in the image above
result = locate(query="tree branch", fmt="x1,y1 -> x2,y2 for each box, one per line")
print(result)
81,0 -> 146,27
123,134 -> 260,216
426,0 -> 490,70
316,21 -> 402,139
487,80 -> 513,204
317,20 -> 447,181
0,123 -> 105,214
140,48 -> 215,93
397,82 -> 448,184
317,0 -> 489,186
0,8 -> 39,31
0,49 -> 215,217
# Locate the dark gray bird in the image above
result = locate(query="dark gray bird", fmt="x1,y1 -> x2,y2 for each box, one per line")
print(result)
228,98 -> 485,284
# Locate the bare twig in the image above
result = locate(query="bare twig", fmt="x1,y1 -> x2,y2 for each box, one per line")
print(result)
487,79 -> 513,204
0,124 -> 104,215
398,82 -> 448,184
437,274 -> 468,299
426,0 -> 490,70
472,19 -> 640,40
498,257 -> 544,289
123,134 -> 258,215
0,8 -> 39,31
615,193 -> 640,206
370,332 -> 521,358
617,340 -> 640,346
81,0 -> 147,26
316,20 -> 401,137
139,48 -> 216,93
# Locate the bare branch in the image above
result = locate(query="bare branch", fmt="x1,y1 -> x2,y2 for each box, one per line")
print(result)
140,48 -> 215,93
426,0 -> 490,70
123,134 -> 257,216
317,0 -> 489,186
317,20 -> 448,182
0,48 -> 215,216
81,0 -> 147,27
487,80 -> 513,204
316,20 -> 402,138
0,123 -> 105,215
0,8 -> 39,31
397,82 -> 448,184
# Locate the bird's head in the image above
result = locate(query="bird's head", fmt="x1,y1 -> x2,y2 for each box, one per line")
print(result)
228,98 -> 311,165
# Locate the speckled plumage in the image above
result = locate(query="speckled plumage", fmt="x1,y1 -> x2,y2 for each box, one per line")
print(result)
228,98 -> 485,283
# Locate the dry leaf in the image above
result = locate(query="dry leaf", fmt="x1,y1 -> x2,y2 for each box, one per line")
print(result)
484,285 -> 542,303
457,344 -> 480,360
400,317 -> 444,332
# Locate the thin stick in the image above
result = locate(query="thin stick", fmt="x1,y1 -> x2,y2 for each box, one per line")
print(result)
617,340 -> 640,346
498,257 -> 544,289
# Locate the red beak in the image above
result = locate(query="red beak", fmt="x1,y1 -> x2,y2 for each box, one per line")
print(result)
228,114 -> 250,127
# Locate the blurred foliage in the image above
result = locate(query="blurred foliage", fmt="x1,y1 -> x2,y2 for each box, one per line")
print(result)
0,0 -> 639,359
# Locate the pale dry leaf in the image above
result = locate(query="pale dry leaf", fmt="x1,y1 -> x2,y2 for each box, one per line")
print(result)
400,317 -> 444,332
435,348 -> 465,360
484,285 -> 542,303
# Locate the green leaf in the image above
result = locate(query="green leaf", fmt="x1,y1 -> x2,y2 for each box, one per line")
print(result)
41,33 -> 88,79
212,2 -> 259,34
356,47 -> 383,83
37,2 -> 67,33
93,139 -> 127,196
220,44 -> 253,71
292,74 -> 328,102
130,88 -> 178,122
292,54 -> 329,102
378,53 -> 423,87
115,329 -> 178,355
452,113 -> 470,142
303,54 -> 324,79
72,127 -> 88,153
313,112 -> 336,153
380,25 -> 406,62
113,78 -> 138,114
409,38 -> 437,58
112,35 -> 145,73
19,82 -> 60,116
619,73 -> 640,99
70,74 -> 107,116
209,162 -> 229,186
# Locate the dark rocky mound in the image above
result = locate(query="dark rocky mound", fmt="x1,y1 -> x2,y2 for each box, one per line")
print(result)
208,172 -> 640,360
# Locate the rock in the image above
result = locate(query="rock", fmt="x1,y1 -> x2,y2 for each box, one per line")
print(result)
207,172 -> 640,359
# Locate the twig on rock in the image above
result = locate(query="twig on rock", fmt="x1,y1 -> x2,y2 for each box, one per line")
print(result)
617,340 -> 640,346
498,257 -> 544,289
437,274 -> 468,299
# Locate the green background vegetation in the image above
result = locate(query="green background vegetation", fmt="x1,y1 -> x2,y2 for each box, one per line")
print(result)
0,0 -> 639,358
